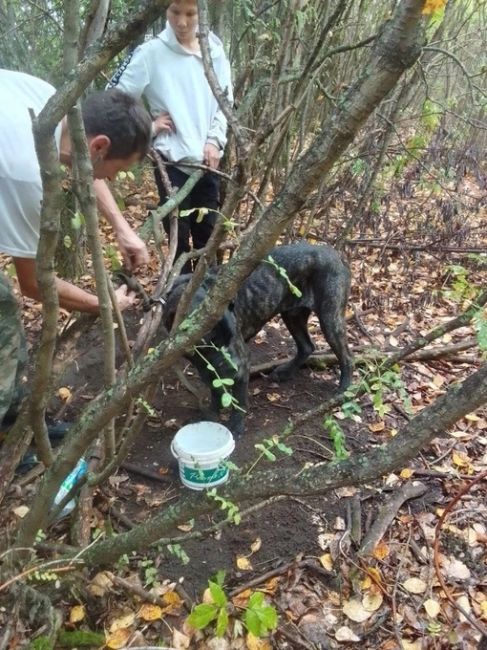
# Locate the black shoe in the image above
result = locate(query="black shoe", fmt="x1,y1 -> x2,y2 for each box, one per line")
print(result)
46,419 -> 71,443
15,449 -> 39,475
14,421 -> 71,475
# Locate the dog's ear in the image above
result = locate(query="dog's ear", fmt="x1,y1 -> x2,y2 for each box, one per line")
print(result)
207,308 -> 237,347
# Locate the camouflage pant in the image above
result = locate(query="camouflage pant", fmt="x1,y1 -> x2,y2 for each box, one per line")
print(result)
0,270 -> 27,426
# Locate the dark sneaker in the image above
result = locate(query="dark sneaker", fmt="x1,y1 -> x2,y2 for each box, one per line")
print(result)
15,449 -> 39,475
14,421 -> 71,474
46,419 -> 71,442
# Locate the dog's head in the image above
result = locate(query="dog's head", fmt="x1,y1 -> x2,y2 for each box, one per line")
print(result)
163,273 -> 237,347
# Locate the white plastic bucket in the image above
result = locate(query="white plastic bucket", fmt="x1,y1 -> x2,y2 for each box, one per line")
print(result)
171,421 -> 235,490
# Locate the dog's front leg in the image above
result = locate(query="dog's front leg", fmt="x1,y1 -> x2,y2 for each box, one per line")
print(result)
227,343 -> 250,438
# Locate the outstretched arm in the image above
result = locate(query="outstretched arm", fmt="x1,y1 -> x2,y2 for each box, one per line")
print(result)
93,179 -> 149,271
13,257 -> 136,314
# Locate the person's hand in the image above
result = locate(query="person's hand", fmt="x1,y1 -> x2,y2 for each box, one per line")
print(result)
115,229 -> 149,272
114,284 -> 137,311
153,111 -> 175,136
203,142 -> 220,170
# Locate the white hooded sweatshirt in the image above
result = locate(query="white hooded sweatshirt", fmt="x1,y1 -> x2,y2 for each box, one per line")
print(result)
109,23 -> 232,165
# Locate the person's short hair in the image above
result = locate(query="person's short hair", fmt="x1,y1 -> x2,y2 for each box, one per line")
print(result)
81,89 -> 151,160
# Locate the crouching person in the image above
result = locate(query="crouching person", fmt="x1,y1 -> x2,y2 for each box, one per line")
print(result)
0,69 -> 152,468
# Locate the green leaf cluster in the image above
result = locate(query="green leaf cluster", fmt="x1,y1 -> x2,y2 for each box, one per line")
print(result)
187,581 -> 278,639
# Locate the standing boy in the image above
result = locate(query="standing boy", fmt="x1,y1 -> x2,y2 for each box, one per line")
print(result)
109,0 -> 233,272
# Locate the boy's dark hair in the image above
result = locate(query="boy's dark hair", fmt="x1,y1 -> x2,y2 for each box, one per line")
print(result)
81,89 -> 151,160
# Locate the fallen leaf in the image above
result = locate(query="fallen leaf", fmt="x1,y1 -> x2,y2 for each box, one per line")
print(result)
246,633 -> 271,649
105,628 -> 131,649
402,578 -> 427,594
236,556 -> 253,571
109,612 -> 136,632
400,468 -> 415,479
423,598 -> 441,618
250,537 -> 262,553
232,588 -> 252,609
172,628 -> 191,649
335,626 -> 360,642
334,517 -> 346,531
266,393 -> 280,402
69,605 -> 85,623
263,577 -> 279,594
452,450 -> 472,469
385,473 -> 400,486
319,553 -> 333,571
400,640 -> 422,650
363,592 -> 383,612
456,595 -> 472,623
162,590 -> 184,614
138,603 -> 163,621
177,521 -> 194,532
443,557 -> 471,580
368,421 -> 385,433
342,598 -> 373,622
57,386 -> 72,401
88,571 -> 113,597
12,506 -> 29,518
373,541 -> 390,560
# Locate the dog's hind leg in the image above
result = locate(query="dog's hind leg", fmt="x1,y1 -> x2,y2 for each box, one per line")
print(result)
269,308 -> 314,382
318,308 -> 353,390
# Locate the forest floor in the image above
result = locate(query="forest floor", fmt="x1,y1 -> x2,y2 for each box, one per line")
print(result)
1,168 -> 486,649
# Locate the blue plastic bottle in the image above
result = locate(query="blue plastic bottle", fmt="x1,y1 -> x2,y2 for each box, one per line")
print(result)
52,458 -> 88,518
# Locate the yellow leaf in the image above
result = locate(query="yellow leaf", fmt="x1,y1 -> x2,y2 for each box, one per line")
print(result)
319,553 -> 333,571
422,0 -> 446,14
480,601 -> 487,621
250,537 -> 262,553
266,393 -> 280,402
138,603 -> 163,621
246,632 -> 272,649
177,521 -> 194,532
400,468 -> 415,479
109,612 -> 136,632
162,590 -> 183,614
88,571 -> 113,597
361,575 -> 372,590
58,386 -> 72,401
367,567 -> 383,585
363,592 -> 383,612
263,577 -> 279,595
424,598 -> 441,618
403,578 -> 427,594
69,605 -> 85,623
452,450 -> 471,468
368,421 -> 385,433
373,542 -> 390,560
106,628 -> 131,649
237,556 -> 253,571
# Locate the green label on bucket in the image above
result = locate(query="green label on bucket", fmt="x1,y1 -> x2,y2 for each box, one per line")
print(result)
182,465 -> 228,485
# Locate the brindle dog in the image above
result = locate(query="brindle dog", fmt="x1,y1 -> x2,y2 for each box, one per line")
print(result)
164,242 -> 353,436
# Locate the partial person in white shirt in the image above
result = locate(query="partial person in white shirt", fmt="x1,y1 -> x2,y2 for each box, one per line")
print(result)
108,0 -> 233,273
0,68 -> 152,436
